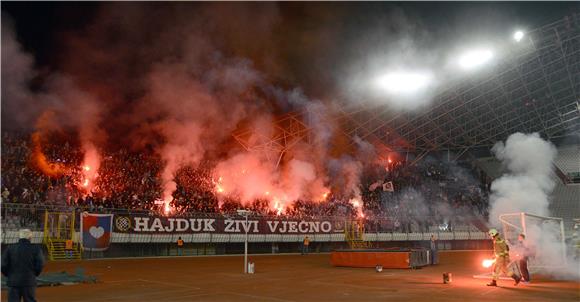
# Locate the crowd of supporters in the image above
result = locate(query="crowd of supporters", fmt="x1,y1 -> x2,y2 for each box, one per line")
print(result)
1,132 -> 490,231
359,159 -> 490,232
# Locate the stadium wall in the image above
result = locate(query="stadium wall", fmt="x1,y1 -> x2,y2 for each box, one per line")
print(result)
0,230 -> 491,259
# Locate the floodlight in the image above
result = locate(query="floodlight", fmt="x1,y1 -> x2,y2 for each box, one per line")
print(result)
458,49 -> 493,70
374,71 -> 432,95
514,30 -> 524,42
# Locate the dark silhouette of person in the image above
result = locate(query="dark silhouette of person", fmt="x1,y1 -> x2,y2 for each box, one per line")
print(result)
517,234 -> 532,283
429,235 -> 438,264
2,229 -> 45,302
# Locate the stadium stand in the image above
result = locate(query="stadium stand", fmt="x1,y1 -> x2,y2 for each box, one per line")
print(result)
550,183 -> 580,230
554,145 -> 580,174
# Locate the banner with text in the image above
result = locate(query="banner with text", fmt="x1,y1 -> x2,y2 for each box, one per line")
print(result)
112,214 -> 345,234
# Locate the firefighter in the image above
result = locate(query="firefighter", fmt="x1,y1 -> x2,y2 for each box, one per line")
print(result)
487,228 -> 521,287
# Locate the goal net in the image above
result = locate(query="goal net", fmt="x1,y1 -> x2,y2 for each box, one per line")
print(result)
499,212 -> 566,272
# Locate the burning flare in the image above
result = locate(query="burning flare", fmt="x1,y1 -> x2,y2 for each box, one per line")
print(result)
155,198 -> 174,215
349,196 -> 364,218
482,259 -> 495,268
80,142 -> 101,193
273,198 -> 284,216
214,176 -> 225,194
164,202 -> 172,215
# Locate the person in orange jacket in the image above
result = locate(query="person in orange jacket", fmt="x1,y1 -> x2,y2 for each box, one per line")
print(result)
177,236 -> 184,256
302,236 -> 310,255
65,239 -> 74,258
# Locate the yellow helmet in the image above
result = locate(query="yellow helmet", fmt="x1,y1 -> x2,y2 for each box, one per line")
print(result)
488,228 -> 499,237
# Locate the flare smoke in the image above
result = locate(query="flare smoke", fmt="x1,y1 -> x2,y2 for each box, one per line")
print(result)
489,133 -> 578,279
1,4 -> 376,213
489,132 -> 557,226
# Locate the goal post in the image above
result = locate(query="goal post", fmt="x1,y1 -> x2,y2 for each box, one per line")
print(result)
499,212 -> 567,272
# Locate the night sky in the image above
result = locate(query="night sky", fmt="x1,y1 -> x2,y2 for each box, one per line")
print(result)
3,2 -> 579,97
1,2 -> 578,216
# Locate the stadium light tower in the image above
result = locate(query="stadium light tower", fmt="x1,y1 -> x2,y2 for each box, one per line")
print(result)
513,30 -> 525,42
373,71 -> 432,95
458,49 -> 493,70
237,209 -> 252,274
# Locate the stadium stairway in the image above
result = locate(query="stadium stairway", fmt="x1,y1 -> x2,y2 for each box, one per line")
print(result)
344,221 -> 372,249
47,240 -> 82,260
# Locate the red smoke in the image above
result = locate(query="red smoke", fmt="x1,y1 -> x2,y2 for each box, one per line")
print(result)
30,132 -> 66,178
6,3 -> 379,213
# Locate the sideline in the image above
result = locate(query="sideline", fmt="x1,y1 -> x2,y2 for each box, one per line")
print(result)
67,249 -> 493,262
443,250 -> 493,252
82,252 -> 332,261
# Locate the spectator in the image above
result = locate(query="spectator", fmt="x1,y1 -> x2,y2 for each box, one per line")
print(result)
65,238 -> 74,258
302,236 -> 310,255
516,233 -> 532,283
2,187 -> 10,201
1,229 -> 45,302
177,236 -> 184,256
429,234 -> 438,265
1,132 -> 489,226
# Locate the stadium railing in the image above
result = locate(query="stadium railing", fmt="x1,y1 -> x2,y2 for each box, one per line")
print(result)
1,203 -> 492,258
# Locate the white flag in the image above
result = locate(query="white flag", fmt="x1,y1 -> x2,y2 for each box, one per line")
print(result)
382,181 -> 394,192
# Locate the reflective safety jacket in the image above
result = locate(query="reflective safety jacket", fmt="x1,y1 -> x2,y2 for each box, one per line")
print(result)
65,239 -> 73,250
493,237 -> 509,258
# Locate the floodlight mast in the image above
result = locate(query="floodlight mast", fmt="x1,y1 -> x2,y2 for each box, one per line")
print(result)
237,209 -> 251,273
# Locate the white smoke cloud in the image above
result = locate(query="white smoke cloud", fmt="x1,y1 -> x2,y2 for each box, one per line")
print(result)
328,156 -> 363,198
353,135 -> 377,163
524,221 -> 578,279
489,132 -> 557,226
340,8 -> 440,111
488,132 -> 578,279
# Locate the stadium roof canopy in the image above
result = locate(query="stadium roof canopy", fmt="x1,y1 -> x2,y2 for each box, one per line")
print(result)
338,14 -> 580,155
